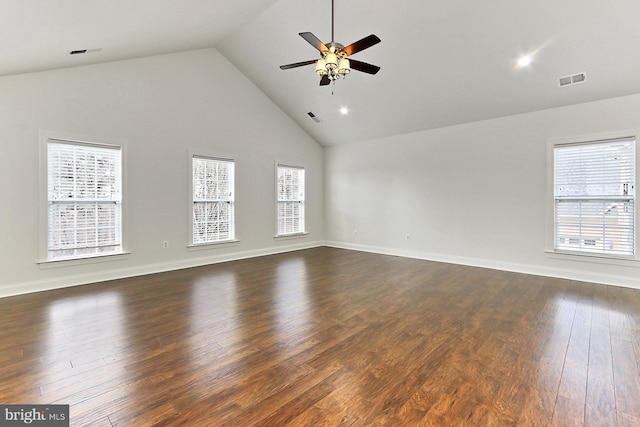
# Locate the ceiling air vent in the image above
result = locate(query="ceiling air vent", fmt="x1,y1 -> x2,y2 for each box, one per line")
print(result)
69,48 -> 103,56
559,72 -> 587,87
307,112 -> 321,123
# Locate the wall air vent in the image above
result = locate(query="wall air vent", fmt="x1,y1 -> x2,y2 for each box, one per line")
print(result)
559,72 -> 587,87
69,48 -> 103,56
307,111 -> 321,123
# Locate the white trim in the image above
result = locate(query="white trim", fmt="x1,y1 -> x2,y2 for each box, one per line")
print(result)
47,137 -> 122,150
325,241 -> 640,290
274,232 -> 309,240
6,241 -> 640,298
2,241 -> 323,298
37,252 -> 131,269
277,163 -> 305,170
544,249 -> 640,266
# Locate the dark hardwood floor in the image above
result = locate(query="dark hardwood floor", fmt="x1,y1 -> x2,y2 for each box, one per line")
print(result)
1,247 -> 639,426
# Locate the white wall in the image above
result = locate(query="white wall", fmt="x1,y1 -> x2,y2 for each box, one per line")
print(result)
325,94 -> 640,289
0,48 -> 324,297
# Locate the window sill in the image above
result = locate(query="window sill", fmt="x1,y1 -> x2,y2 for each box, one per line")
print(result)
274,232 -> 308,240
545,249 -> 640,267
187,240 -> 240,251
38,252 -> 130,269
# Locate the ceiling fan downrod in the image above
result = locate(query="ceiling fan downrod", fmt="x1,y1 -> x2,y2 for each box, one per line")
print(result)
331,0 -> 335,43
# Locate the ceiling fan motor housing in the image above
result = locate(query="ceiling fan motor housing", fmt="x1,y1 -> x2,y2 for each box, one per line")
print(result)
278,1 -> 381,85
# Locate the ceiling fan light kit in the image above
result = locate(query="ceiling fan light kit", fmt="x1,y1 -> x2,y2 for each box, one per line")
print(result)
280,0 -> 381,86
316,46 -> 351,82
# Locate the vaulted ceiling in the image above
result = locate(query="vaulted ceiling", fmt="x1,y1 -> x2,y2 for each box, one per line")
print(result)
4,0 -> 640,146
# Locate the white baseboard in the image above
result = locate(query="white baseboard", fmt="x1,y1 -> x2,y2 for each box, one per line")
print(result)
4,240 -> 638,298
324,241 -> 640,290
0,240 -> 324,298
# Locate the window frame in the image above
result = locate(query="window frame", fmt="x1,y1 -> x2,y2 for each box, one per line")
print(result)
188,152 -> 237,247
275,163 -> 306,237
547,132 -> 638,261
39,131 -> 128,265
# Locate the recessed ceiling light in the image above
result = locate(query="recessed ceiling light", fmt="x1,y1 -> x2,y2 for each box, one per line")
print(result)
339,107 -> 349,115
517,55 -> 532,68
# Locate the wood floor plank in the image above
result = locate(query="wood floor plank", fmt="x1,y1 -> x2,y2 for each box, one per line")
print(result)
229,364 -> 347,427
552,395 -> 585,427
1,247 -> 639,425
611,337 -> 640,419
584,379 -> 616,427
617,411 -> 640,427
557,322 -> 589,405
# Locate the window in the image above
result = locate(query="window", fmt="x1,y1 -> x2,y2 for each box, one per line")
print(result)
47,139 -> 122,260
276,165 -> 305,236
192,156 -> 235,244
553,137 -> 635,257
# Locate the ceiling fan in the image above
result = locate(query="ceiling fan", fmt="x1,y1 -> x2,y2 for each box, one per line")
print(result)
279,0 -> 381,86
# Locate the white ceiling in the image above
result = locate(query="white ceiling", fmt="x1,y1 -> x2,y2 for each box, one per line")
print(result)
0,0 -> 277,75
4,0 -> 640,146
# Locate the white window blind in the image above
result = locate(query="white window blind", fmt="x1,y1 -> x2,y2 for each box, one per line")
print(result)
554,137 -> 635,256
277,165 -> 305,235
47,140 -> 122,260
192,156 -> 235,244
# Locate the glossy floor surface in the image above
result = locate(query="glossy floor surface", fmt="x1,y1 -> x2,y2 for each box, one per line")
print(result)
1,247 -> 639,426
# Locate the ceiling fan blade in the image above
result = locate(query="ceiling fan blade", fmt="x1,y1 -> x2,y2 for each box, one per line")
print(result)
349,59 -> 381,75
299,32 -> 328,52
319,75 -> 331,86
280,59 -> 317,70
342,34 -> 381,56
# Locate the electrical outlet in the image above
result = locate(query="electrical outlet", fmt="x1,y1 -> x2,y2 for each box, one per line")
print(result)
163,240 -> 169,248
405,234 -> 410,240
354,229 -> 358,235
